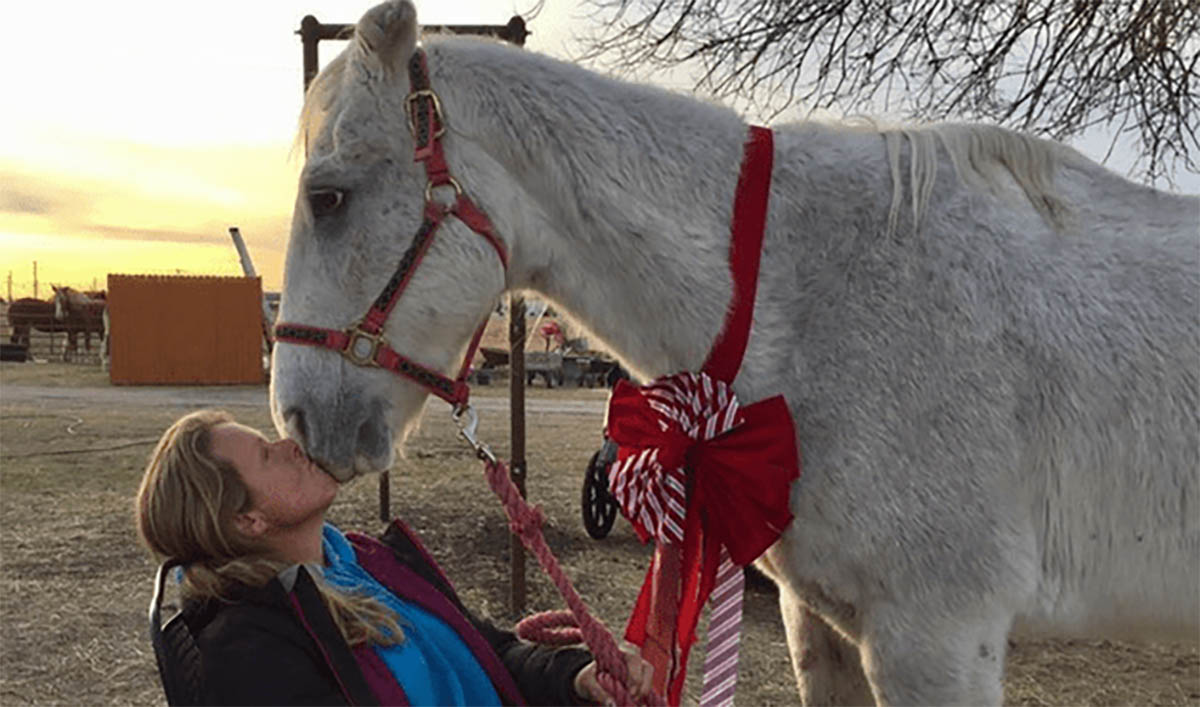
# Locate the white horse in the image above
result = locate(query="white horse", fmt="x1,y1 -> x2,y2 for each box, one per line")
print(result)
269,2 -> 1199,704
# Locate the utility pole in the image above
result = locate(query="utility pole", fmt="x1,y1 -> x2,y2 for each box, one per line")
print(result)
7,271 -> 11,302
32,261 -> 37,299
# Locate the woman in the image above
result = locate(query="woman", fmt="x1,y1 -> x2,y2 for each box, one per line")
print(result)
136,409 -> 653,706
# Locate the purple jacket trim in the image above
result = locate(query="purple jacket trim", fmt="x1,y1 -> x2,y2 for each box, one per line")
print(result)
352,643 -> 410,706
385,519 -> 457,594
346,531 -> 527,706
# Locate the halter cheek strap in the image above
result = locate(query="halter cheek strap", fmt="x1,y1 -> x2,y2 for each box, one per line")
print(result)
273,49 -> 506,406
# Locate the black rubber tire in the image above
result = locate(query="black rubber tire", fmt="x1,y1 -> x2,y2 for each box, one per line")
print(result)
581,450 -> 618,539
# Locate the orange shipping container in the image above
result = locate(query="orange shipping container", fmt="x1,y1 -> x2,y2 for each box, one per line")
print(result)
107,274 -> 264,385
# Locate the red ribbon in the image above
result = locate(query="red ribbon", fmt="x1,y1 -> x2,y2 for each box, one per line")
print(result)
605,125 -> 791,705
605,375 -> 799,704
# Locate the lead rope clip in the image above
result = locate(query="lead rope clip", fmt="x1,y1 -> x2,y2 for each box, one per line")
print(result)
451,403 -> 498,464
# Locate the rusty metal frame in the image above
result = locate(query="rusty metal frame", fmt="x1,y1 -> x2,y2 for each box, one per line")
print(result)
298,15 -> 528,90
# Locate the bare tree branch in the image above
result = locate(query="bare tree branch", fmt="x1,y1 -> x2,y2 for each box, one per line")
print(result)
578,0 -> 1199,186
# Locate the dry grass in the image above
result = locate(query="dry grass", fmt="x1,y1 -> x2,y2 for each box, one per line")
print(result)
1,363 -> 1196,705
0,360 -> 112,387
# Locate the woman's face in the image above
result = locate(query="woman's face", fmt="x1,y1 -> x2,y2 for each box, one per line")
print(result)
210,422 -> 339,531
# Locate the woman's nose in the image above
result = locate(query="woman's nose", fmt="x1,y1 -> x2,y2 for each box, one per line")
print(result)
271,439 -> 297,459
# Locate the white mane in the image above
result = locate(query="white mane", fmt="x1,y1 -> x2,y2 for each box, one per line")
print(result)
884,123 -> 1073,234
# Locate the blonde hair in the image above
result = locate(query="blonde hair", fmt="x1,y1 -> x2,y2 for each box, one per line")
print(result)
135,409 -> 403,646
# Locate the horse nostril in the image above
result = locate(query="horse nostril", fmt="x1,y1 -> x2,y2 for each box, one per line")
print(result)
283,407 -> 308,451
356,416 -> 386,460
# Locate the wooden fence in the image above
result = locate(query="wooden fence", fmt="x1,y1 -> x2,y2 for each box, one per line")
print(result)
107,274 -> 264,385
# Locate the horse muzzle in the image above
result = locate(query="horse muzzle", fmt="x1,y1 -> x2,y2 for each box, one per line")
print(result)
283,397 -> 394,481
270,360 -> 396,481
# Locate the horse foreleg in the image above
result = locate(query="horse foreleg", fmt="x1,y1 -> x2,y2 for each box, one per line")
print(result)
779,589 -> 875,706
856,604 -> 1010,706
757,548 -> 874,706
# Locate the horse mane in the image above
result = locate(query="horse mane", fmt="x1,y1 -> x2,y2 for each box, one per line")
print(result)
881,122 -> 1074,235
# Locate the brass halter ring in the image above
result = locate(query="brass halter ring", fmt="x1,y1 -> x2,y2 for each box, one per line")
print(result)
425,177 -> 463,205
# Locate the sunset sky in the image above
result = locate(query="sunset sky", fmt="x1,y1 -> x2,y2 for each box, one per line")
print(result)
2,1 -> 1195,300
0,1 -> 595,298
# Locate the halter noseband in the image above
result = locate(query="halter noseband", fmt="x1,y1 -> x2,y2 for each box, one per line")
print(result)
273,49 -> 506,408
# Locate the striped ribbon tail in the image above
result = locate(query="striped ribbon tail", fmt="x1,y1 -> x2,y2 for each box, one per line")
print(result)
699,546 -> 745,707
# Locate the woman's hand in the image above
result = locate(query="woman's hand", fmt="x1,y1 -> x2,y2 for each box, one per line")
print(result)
573,650 -> 656,705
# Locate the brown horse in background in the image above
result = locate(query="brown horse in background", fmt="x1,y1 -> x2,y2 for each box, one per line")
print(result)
7,297 -> 64,349
52,286 -> 107,356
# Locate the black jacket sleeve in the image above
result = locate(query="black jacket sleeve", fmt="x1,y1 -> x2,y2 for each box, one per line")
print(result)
196,602 -> 350,706
467,610 -> 595,706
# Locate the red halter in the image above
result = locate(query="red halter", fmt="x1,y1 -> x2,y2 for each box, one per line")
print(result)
273,49 -> 506,407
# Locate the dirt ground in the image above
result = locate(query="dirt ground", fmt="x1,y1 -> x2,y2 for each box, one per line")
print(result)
1,362 -> 1196,706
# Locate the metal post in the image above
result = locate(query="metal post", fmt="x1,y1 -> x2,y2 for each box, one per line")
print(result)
379,472 -> 391,523
228,227 -> 258,278
509,294 -> 528,612
229,227 -> 275,355
298,17 -> 360,91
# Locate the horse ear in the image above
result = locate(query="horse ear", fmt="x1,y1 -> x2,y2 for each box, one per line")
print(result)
355,0 -> 419,79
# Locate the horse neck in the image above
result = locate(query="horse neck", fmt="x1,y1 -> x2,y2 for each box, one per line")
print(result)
429,40 -> 750,379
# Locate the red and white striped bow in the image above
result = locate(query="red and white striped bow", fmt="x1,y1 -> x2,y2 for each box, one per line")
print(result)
605,371 -> 800,706
607,371 -> 744,546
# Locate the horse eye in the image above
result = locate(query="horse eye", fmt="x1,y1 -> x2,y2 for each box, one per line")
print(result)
308,189 -> 346,217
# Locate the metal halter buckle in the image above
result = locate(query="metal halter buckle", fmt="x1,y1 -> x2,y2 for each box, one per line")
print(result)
342,323 -> 386,367
452,403 -> 497,464
406,89 -> 447,139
